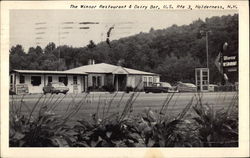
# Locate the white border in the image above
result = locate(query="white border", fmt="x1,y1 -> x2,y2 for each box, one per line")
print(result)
1,1 -> 249,158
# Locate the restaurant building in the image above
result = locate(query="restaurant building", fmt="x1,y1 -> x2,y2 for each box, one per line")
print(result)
10,63 -> 160,94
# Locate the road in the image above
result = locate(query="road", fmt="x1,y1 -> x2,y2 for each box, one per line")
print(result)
9,91 -> 238,122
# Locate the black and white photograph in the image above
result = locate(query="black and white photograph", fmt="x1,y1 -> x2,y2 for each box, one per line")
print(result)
1,0 -> 249,157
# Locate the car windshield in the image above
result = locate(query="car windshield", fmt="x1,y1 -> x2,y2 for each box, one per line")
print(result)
52,83 -> 65,87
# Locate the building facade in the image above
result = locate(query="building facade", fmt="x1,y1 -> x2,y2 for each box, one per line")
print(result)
10,63 -> 160,94
10,70 -> 87,94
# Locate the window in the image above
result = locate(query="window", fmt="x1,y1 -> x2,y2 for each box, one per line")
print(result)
97,76 -> 102,87
92,76 -> 96,88
31,76 -> 41,86
59,77 -> 68,86
202,71 -> 208,76
143,77 -> 147,87
20,75 -> 25,84
73,76 -> 77,84
48,76 -> 52,83
153,77 -> 156,83
10,75 -> 13,84
203,76 -> 208,81
148,77 -> 153,87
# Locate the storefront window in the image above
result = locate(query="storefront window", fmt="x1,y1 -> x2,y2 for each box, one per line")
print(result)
59,77 -> 68,86
92,76 -> 96,88
31,76 -> 41,86
143,76 -> 147,87
73,76 -> 77,84
97,76 -> 102,87
20,75 -> 25,84
148,77 -> 153,87
48,76 -> 52,83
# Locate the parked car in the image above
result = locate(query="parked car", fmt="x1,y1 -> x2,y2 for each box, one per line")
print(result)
43,82 -> 69,94
168,86 -> 179,93
144,82 -> 172,93
176,82 -> 197,92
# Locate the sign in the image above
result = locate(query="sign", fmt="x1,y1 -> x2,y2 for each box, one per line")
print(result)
214,42 -> 238,84
223,54 -> 238,72
16,84 -> 29,94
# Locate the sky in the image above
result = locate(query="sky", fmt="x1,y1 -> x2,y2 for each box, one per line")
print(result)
10,10 -> 237,52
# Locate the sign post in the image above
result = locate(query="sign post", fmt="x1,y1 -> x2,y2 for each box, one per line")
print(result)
215,42 -> 238,85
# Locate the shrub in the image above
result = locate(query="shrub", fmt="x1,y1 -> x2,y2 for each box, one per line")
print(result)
9,94 -> 87,147
73,92 -> 141,147
126,86 -> 134,93
9,92 -> 238,147
135,96 -> 194,147
192,93 -> 238,147
102,84 -> 115,93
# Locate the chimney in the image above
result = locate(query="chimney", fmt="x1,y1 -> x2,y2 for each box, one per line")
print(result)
88,59 -> 95,65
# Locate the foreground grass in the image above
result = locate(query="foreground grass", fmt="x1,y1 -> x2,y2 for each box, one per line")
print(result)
9,92 -> 238,147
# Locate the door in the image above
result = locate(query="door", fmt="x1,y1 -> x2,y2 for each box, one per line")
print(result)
114,74 -> 127,91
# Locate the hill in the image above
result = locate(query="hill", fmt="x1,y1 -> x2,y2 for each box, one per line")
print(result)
10,14 -> 238,84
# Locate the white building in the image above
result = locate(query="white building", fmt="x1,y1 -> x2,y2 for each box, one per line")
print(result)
10,70 -> 87,94
10,63 -> 160,94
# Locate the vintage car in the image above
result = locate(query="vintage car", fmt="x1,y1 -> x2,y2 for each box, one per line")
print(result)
43,82 -> 69,94
167,86 -> 179,93
144,82 -> 172,93
176,82 -> 197,92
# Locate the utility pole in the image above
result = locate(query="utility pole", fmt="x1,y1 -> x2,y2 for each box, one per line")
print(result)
205,31 -> 209,68
200,30 -> 211,68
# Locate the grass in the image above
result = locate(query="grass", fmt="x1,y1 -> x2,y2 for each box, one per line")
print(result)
9,91 -> 238,147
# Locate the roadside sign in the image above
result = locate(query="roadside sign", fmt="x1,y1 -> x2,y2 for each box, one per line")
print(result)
223,54 -> 238,72
16,84 -> 29,94
214,42 -> 238,84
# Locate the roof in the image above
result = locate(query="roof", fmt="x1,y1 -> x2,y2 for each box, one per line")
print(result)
64,63 -> 158,75
12,70 -> 87,75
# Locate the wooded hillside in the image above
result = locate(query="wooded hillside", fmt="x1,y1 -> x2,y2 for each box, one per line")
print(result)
10,14 -> 238,84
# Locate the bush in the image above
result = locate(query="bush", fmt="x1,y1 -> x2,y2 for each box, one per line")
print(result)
102,84 -> 115,93
73,92 -> 141,147
9,94 -> 87,147
9,92 -> 238,147
126,86 -> 134,93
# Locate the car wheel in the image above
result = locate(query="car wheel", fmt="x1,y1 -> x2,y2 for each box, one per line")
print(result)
145,91 -> 149,93
63,92 -> 67,94
43,91 -> 46,95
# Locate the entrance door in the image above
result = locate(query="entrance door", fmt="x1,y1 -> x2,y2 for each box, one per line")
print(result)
114,74 -> 127,91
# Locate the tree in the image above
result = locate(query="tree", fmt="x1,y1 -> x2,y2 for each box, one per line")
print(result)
9,45 -> 27,70
87,40 -> 96,49
9,14 -> 238,84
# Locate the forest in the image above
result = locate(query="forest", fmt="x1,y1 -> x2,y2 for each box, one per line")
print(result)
9,14 -> 238,84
